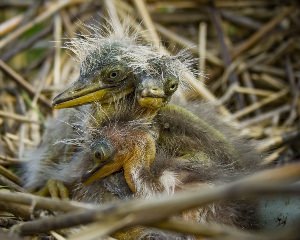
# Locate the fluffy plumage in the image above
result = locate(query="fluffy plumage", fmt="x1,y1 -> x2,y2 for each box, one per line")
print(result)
23,100 -> 260,239
67,104 -> 258,238
23,20 -> 189,191
65,21 -> 197,84
156,101 -> 261,180
22,20 -> 261,239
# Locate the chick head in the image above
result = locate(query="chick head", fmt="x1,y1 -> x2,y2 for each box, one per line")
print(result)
52,22 -> 195,110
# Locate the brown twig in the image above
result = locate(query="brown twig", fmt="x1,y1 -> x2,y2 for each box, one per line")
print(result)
12,163 -> 300,236
132,0 -> 161,49
232,7 -> 294,58
0,191 -> 90,213
0,201 -> 31,220
209,4 -> 245,109
0,175 -> 25,192
0,110 -> 41,125
198,22 -> 207,82
0,0 -> 86,50
0,165 -> 21,185
0,60 -> 52,108
231,88 -> 289,120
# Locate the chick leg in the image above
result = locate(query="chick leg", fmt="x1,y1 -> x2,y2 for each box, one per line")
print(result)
35,179 -> 69,199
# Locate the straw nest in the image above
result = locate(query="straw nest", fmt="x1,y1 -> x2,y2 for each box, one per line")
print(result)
0,0 -> 299,239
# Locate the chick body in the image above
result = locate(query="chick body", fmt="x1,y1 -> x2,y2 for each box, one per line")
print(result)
156,101 -> 261,180
21,22 -> 261,239
23,31 -> 183,194
51,23 -> 260,183
66,105 -> 258,239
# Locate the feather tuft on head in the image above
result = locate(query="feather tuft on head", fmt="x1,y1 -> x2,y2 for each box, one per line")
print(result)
63,19 -> 200,86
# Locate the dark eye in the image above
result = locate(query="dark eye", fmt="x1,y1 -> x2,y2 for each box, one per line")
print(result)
169,83 -> 178,91
94,151 -> 103,160
109,71 -> 118,79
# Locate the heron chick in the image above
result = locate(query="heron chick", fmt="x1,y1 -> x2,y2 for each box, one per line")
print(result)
61,105 -> 259,239
52,22 -> 260,182
22,22 -> 190,197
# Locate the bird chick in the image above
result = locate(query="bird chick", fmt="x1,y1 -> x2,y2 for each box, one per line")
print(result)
156,101 -> 261,178
38,22 -> 261,238
52,23 -> 188,117
22,23 -> 186,197
61,109 -> 258,239
80,117 -> 157,193
76,100 -> 261,199
43,21 -> 261,199
51,22 -> 261,176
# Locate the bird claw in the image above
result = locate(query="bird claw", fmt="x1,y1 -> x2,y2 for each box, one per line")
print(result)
35,179 -> 69,200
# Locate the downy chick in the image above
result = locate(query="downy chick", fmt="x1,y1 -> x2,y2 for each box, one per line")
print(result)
22,23 -> 185,196
64,65 -> 180,194
80,101 -> 261,196
80,113 -> 157,193
60,107 -> 258,239
155,101 -> 262,179
52,23 -> 260,183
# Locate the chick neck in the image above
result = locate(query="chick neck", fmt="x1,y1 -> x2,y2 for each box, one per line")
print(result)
90,92 -> 161,125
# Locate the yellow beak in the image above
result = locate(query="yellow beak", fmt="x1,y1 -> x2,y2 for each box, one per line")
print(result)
53,89 -> 108,109
52,78 -> 133,109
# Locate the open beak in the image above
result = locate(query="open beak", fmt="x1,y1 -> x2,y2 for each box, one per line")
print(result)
52,77 -> 133,109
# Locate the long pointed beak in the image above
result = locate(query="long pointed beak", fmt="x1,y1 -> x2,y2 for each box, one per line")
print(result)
52,78 -> 133,109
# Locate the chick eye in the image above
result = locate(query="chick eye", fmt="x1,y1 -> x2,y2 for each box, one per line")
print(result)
109,71 -> 119,79
169,83 -> 178,91
94,151 -> 103,160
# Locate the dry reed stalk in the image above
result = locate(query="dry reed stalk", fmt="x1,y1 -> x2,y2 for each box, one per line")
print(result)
0,110 -> 40,125
198,22 -> 207,82
231,88 -> 289,120
9,163 -> 300,237
232,8 -> 294,58
0,60 -> 51,108
0,1 -> 299,239
0,0 -> 86,49
0,14 -> 24,36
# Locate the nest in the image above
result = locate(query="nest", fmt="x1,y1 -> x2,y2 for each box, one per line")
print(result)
0,0 -> 299,239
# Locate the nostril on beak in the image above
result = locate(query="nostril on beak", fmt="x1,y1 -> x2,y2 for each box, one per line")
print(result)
150,87 -> 159,94
150,88 -> 165,97
140,87 -> 164,98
